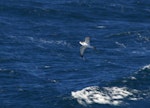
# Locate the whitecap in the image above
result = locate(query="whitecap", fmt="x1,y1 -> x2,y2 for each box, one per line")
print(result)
26,37 -> 71,48
71,86 -> 139,106
130,76 -> 136,80
142,64 -> 150,70
96,25 -> 106,29
39,39 -> 71,47
115,41 -> 126,48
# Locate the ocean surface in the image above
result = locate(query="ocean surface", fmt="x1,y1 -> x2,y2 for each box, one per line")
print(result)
0,0 -> 150,108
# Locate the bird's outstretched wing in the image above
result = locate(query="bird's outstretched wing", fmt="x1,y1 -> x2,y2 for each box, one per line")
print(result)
85,37 -> 90,44
80,46 -> 86,57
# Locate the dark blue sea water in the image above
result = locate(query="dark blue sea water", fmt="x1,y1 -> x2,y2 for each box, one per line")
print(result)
0,0 -> 150,108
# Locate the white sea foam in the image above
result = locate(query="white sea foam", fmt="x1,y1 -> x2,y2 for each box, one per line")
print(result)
130,76 -> 136,80
142,64 -> 150,70
39,39 -> 71,47
27,36 -> 71,47
71,86 -> 139,106
115,41 -> 126,48
96,25 -> 106,29
44,65 -> 51,68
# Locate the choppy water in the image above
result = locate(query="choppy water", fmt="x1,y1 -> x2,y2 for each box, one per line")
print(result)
0,0 -> 150,108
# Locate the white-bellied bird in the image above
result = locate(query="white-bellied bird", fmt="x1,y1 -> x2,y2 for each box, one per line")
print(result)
79,37 -> 96,57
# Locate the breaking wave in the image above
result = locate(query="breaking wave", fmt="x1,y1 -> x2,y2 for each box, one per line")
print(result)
71,86 -> 139,106
71,64 -> 150,106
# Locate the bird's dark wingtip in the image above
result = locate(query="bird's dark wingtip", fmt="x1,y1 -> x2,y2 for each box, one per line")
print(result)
80,54 -> 86,60
80,54 -> 83,58
80,53 -> 84,57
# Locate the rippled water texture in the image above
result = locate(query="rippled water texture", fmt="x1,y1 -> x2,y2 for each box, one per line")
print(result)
0,0 -> 150,108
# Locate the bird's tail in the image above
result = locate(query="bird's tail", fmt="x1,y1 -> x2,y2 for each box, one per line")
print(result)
91,46 -> 96,50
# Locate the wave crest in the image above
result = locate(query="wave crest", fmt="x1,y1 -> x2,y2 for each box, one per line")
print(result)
71,86 -> 139,106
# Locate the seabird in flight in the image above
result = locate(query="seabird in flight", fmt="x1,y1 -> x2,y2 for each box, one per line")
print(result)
79,37 -> 96,57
